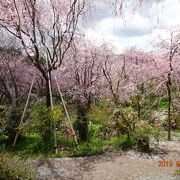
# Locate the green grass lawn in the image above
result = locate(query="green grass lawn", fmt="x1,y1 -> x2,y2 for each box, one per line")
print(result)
1,128 -> 179,159
0,133 -> 135,158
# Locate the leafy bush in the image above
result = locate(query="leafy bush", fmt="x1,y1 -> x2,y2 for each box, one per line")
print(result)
88,122 -> 101,140
27,104 -> 63,149
2,106 -> 22,143
113,107 -> 138,140
110,135 -> 136,150
134,120 -> 164,152
88,104 -> 115,140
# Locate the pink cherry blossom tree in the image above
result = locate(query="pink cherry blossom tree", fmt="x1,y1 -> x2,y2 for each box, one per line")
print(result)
101,45 -> 156,107
122,47 -> 159,117
0,0 -> 91,107
153,28 -> 180,140
54,40 -> 105,141
0,39 -> 39,106
104,0 -> 161,16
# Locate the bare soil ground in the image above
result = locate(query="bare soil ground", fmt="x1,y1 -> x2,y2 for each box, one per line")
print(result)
36,137 -> 180,180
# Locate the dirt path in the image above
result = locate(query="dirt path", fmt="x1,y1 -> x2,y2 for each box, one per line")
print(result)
36,138 -> 180,180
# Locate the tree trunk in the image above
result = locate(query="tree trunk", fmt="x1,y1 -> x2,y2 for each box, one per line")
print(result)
34,61 -> 52,108
167,73 -> 171,141
137,94 -> 141,118
44,70 -> 52,108
46,80 -> 51,108
76,105 -> 89,141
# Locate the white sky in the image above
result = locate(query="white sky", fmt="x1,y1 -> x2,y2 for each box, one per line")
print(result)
85,0 -> 180,53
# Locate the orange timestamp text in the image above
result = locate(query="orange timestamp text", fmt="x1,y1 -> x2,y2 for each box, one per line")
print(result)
158,160 -> 180,167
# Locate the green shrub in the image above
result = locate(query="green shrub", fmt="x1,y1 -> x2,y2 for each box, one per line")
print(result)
111,135 -> 136,150
88,104 -> 114,140
27,104 -> 63,149
134,120 -> 164,152
3,107 -> 22,143
113,107 -> 138,140
134,121 -> 152,152
88,122 -> 101,140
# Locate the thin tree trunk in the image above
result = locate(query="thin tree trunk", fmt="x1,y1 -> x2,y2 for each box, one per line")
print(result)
77,104 -> 89,142
137,94 -> 141,118
167,73 -> 171,141
46,79 -> 51,108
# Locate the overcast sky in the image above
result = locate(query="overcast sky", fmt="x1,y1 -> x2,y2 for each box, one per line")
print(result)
85,0 -> 180,53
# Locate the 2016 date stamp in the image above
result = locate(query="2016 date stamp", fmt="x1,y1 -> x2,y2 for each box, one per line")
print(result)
158,160 -> 180,167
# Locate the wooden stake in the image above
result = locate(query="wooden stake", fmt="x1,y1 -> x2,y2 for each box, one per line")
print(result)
46,55 -> 57,153
13,74 -> 36,147
55,76 -> 78,146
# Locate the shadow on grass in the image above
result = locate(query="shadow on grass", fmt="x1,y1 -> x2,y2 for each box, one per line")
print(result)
0,134 -> 53,158
0,133 -> 136,159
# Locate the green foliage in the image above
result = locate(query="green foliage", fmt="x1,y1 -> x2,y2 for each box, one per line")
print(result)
158,98 -> 168,110
12,134 -> 43,156
88,122 -> 101,140
0,136 -> 7,152
56,131 -> 77,147
130,93 -> 144,112
109,135 -> 136,150
30,104 -> 52,147
55,135 -> 134,157
88,104 -> 110,124
0,133 -> 135,158
74,105 -> 89,142
0,105 -> 7,130
113,107 -> 138,138
0,117 -> 6,131
0,96 -> 170,158
3,106 -> 22,142
49,106 -> 64,123
0,105 -> 7,116
161,118 -> 168,130
27,104 -> 63,149
0,134 -> 44,157
0,153 -> 36,180
62,143 -> 104,157
134,121 -> 164,152
88,102 -> 115,140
